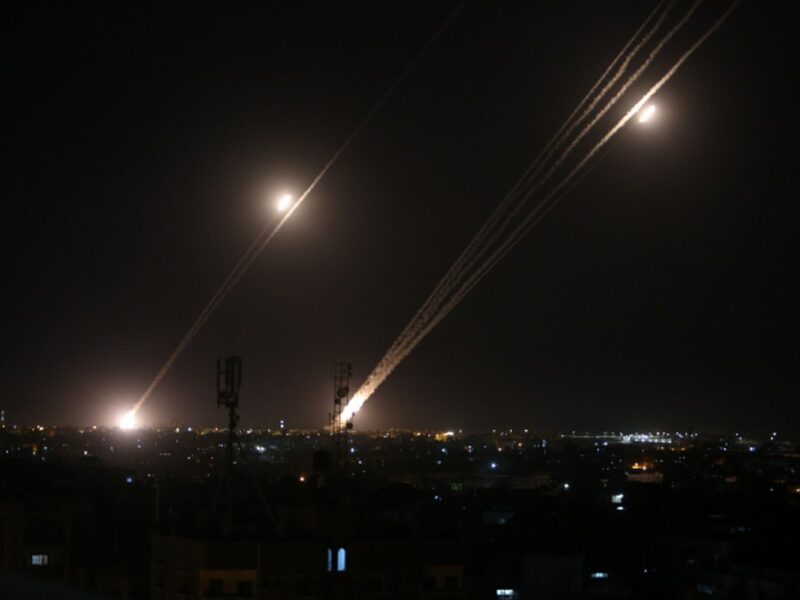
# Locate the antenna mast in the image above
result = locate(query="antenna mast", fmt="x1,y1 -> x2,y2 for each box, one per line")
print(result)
331,362 -> 353,471
215,355 -> 242,536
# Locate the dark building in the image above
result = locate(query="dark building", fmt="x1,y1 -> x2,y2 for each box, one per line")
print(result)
150,534 -> 467,599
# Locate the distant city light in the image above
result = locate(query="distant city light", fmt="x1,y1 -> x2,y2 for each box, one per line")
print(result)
621,433 -> 672,445
590,572 -> 609,580
611,493 -> 624,505
490,462 -> 498,470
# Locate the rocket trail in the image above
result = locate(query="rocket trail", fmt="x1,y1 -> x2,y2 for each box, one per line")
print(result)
363,1 -> 674,394
476,0 -> 697,272
422,0 -> 741,341
381,0 -> 673,370
131,3 -> 464,416
343,0 -> 740,423
343,0 -> 681,421
434,0 -> 699,300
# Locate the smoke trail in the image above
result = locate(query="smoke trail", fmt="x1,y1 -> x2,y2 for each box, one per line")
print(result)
529,0 -> 675,184
343,0 -> 740,422
130,213 -> 285,414
132,3 -> 465,415
540,0 -> 701,184
469,0 -> 698,273
343,0 -> 683,419
441,0 -> 739,312
372,0 -> 671,378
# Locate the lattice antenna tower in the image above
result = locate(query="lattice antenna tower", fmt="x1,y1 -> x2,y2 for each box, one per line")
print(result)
331,362 -> 353,470
214,355 -> 242,536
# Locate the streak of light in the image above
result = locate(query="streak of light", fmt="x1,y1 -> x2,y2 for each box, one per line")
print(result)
129,3 -> 465,417
367,0 -> 675,392
343,1 -> 695,421
343,0 -> 739,422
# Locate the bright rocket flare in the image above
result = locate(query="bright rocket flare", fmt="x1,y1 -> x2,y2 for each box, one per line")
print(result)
119,409 -> 138,430
637,104 -> 656,123
341,392 -> 366,422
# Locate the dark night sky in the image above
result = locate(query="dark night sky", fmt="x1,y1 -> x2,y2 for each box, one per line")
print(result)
3,1 -> 798,434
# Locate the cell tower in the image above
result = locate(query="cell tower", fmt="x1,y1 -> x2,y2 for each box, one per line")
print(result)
213,355 -> 242,536
330,362 -> 353,470
217,357 -> 241,471
205,356 -> 274,538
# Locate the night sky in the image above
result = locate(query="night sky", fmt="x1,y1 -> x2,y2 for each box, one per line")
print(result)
3,1 -> 797,434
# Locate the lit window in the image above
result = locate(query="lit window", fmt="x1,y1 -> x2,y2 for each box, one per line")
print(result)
496,590 -> 516,598
31,554 -> 49,566
326,548 -> 333,572
337,547 -> 346,572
